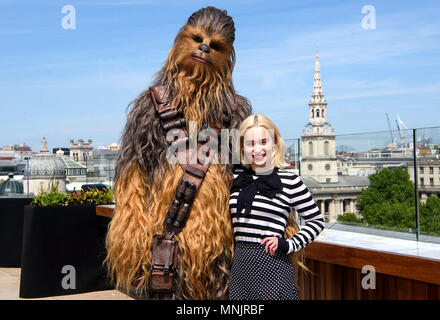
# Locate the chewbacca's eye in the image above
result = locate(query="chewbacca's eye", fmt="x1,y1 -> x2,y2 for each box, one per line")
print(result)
210,42 -> 220,51
192,35 -> 203,43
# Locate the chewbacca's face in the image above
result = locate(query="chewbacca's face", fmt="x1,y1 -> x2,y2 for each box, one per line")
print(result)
172,24 -> 233,76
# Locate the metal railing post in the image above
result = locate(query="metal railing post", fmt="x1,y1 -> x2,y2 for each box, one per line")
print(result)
413,128 -> 420,241
297,138 -> 301,176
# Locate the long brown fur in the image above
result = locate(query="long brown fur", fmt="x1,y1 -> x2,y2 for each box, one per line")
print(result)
106,6 -> 307,299
106,7 -> 251,299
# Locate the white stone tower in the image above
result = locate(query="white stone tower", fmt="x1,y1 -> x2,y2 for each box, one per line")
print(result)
40,137 -> 49,154
301,53 -> 338,183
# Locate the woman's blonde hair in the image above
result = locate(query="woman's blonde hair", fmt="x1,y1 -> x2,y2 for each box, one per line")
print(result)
237,113 -> 289,169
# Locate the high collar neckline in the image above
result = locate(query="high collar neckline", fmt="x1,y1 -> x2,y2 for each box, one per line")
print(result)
248,166 -> 278,176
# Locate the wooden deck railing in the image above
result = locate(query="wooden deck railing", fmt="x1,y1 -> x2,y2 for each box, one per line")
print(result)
96,205 -> 440,300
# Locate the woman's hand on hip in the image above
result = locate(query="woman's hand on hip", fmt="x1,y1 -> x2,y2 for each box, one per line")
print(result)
261,237 -> 278,256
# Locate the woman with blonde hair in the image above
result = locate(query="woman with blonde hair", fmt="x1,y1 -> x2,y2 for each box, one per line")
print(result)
228,113 -> 324,300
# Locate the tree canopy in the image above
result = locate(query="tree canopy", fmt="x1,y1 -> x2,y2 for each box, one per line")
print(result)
420,195 -> 440,236
351,167 -> 440,235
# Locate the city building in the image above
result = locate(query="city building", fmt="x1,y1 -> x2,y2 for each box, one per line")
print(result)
89,148 -> 118,187
107,143 -> 120,151
55,149 -> 87,183
408,156 -> 440,202
40,137 -> 49,154
52,147 -> 70,156
0,160 -> 17,176
301,52 -> 338,184
0,173 -> 23,195
69,139 -> 93,165
337,152 -> 410,176
0,150 -> 17,161
24,153 -> 66,195
299,53 -> 369,222
337,148 -> 440,203
1,144 -> 32,152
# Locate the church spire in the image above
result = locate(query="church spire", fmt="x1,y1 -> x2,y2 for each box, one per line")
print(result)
311,52 -> 326,103
301,51 -> 338,184
305,51 -> 332,133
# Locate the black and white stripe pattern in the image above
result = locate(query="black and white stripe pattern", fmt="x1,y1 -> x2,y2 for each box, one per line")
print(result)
230,168 -> 324,254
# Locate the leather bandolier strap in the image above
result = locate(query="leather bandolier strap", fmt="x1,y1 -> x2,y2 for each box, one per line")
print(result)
148,85 -> 228,294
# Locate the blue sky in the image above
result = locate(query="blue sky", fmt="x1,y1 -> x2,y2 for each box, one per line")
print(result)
1,0 -> 439,152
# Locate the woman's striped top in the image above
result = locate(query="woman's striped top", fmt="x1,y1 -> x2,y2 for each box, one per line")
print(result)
229,167 -> 325,254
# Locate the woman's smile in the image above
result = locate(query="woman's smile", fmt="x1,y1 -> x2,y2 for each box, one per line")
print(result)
243,126 -> 274,171
252,152 -> 266,162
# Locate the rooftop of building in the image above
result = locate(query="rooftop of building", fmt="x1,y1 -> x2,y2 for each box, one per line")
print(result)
92,149 -> 119,156
25,154 -> 66,178
57,155 -> 86,169
0,175 -> 23,195
0,160 -> 16,167
303,175 -> 370,189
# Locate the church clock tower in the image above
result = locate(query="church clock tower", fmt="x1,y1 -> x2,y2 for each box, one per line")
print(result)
301,53 -> 338,183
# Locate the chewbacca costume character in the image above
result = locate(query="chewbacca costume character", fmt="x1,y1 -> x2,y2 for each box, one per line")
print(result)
106,7 -> 306,300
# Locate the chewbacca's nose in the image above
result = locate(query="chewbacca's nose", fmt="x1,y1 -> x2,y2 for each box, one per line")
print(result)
199,44 -> 210,53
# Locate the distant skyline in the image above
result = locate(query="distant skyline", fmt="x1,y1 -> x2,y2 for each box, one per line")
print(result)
2,0 -> 440,152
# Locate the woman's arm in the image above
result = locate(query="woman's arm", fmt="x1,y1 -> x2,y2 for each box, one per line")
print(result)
281,174 -> 325,254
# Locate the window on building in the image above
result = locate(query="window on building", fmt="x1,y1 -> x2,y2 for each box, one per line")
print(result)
420,167 -> 424,174
420,178 -> 424,185
429,167 -> 434,174
309,141 -> 313,156
311,109 -> 314,118
324,141 -> 329,155
316,109 -> 320,117
430,178 -> 434,186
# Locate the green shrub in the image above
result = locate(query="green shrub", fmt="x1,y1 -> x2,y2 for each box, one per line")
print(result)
31,187 -> 114,207
337,212 -> 362,224
31,189 -> 70,207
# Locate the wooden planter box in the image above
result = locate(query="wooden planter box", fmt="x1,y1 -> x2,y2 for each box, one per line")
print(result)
19,205 -> 113,298
0,196 -> 33,267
